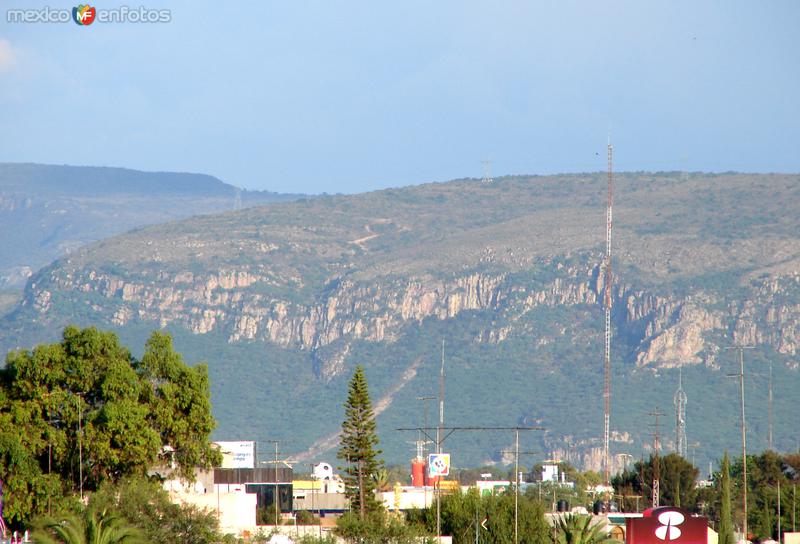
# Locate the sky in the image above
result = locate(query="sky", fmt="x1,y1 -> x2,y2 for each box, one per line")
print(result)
0,1 -> 798,194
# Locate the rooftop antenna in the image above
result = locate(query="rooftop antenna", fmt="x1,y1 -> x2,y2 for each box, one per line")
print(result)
674,366 -> 688,458
482,160 -> 493,184
603,137 -> 614,499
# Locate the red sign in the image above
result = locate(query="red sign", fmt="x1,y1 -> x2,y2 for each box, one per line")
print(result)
626,507 -> 708,544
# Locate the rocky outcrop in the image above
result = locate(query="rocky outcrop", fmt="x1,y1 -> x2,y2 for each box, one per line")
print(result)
23,255 -> 800,380
635,305 -> 723,367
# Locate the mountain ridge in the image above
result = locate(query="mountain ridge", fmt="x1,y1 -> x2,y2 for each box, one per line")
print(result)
3,171 -> 799,469
0,162 -> 307,290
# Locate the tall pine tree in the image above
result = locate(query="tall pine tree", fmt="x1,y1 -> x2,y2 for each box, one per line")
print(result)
337,365 -> 384,518
719,452 -> 735,544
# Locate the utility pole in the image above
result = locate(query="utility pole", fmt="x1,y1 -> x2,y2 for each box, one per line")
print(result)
417,395 -> 435,510
275,441 -> 281,526
310,464 -> 322,539
726,345 -> 754,542
263,440 -> 281,526
649,407 -> 665,508
778,479 -> 781,544
437,338 -> 445,544
515,429 -> 519,544
498,445 -> 541,544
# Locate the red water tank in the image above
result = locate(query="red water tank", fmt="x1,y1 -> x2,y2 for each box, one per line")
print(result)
411,459 -> 426,487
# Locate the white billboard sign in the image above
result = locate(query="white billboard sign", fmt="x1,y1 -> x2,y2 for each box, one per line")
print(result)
215,441 -> 256,469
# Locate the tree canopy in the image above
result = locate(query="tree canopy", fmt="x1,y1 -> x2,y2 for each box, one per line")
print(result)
406,488 -> 549,544
717,453 -> 734,544
337,364 -> 384,518
0,326 -> 221,525
612,453 -> 699,511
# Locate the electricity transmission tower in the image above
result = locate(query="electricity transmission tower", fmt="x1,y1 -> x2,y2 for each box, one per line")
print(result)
602,141 -> 614,496
482,160 -> 493,184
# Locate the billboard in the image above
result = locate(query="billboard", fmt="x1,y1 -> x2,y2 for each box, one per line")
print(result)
215,441 -> 256,469
428,453 -> 451,477
626,507 -> 708,544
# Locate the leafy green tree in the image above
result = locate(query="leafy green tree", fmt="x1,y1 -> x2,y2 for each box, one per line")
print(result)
337,365 -> 384,518
88,476 -> 222,544
554,514 -> 618,544
612,453 -> 699,511
746,450 -> 788,540
454,466 -> 506,486
336,511 -> 432,544
32,508 -> 144,544
757,495 -> 773,541
137,332 -> 220,481
408,488 -> 549,544
0,327 -> 221,525
718,453 -> 735,544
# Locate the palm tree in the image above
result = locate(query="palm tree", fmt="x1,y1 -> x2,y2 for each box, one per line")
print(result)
373,468 -> 392,493
32,508 -> 144,544
554,513 -> 618,544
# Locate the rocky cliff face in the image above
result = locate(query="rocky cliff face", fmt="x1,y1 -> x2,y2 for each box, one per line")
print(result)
24,253 -> 800,381
6,172 -> 800,466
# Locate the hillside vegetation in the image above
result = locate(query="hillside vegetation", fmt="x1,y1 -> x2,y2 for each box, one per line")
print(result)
2,171 -> 799,468
0,163 -> 305,290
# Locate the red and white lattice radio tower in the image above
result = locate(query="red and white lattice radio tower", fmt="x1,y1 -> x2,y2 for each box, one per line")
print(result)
603,140 -> 614,492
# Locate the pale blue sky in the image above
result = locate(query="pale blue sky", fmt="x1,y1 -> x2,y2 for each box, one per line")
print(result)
1,1 -> 798,193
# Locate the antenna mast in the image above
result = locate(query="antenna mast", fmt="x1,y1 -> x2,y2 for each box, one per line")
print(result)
649,407 -> 665,508
603,140 -> 614,491
482,160 -> 493,184
674,367 -> 688,458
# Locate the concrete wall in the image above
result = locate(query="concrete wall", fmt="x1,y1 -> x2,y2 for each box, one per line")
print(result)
165,479 -> 258,531
293,492 -> 348,511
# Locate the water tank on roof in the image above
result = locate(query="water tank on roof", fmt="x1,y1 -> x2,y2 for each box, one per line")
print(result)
313,462 -> 334,480
411,459 -> 426,487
